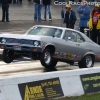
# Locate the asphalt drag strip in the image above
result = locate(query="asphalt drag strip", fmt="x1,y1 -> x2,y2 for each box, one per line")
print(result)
0,60 -> 79,77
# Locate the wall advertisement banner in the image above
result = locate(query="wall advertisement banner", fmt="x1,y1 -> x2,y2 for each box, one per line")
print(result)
18,77 -> 64,100
80,73 -> 100,94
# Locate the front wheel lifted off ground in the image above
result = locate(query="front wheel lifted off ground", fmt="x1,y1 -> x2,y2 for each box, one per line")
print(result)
40,49 -> 57,68
78,55 -> 94,68
3,49 -> 14,63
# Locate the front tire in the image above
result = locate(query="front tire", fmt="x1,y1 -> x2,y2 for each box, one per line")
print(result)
78,55 -> 94,68
3,49 -> 14,63
40,49 -> 57,68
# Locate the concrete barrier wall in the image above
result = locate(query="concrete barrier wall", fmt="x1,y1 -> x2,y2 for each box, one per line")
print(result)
1,67 -> 100,100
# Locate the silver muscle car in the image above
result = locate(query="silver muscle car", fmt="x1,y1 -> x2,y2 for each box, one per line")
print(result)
0,25 -> 100,69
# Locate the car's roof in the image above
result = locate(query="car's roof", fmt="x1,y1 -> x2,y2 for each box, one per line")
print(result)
32,25 -> 82,33
32,25 -> 71,30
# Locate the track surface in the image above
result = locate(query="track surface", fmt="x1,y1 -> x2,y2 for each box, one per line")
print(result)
0,57 -> 100,77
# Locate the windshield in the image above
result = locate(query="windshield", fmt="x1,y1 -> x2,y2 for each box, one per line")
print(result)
27,26 -> 63,38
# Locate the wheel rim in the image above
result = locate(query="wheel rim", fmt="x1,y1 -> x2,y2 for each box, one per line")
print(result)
44,51 -> 51,65
86,56 -> 92,68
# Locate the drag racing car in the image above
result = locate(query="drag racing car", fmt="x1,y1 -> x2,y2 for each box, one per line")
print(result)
0,25 -> 100,69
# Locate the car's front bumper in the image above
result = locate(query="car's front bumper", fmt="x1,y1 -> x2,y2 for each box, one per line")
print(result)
0,44 -> 42,52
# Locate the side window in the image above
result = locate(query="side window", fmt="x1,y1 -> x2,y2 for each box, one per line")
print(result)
63,30 -> 77,42
77,33 -> 85,43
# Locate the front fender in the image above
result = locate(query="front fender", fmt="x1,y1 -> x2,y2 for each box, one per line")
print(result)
44,43 -> 55,49
41,42 -> 55,52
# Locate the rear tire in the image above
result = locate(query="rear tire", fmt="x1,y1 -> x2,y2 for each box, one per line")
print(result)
40,49 -> 57,69
3,49 -> 14,63
78,55 -> 94,68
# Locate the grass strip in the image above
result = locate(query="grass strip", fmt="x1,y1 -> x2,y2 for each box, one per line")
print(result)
52,92 -> 100,100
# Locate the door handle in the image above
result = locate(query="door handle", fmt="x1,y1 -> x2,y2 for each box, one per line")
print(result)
76,44 -> 80,46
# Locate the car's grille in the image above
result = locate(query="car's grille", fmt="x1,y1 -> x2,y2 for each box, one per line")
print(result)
6,38 -> 33,45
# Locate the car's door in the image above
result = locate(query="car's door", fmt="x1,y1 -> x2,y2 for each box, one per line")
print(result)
75,32 -> 90,57
60,30 -> 81,60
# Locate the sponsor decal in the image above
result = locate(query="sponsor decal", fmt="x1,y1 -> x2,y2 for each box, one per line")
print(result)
96,55 -> 100,59
75,55 -> 81,61
53,52 -> 61,58
54,52 -> 59,56
66,53 -> 77,60
18,78 -> 64,100
54,52 -> 77,60
66,53 -> 72,57
80,73 -> 100,94
53,52 -> 65,59
59,52 -> 66,58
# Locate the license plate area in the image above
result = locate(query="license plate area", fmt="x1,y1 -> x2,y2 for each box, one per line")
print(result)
14,45 -> 21,50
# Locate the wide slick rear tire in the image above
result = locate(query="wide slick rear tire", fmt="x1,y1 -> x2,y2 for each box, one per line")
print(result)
78,55 -> 94,68
3,49 -> 14,63
40,49 -> 57,69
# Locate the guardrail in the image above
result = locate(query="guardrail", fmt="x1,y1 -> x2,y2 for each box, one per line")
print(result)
0,67 -> 100,100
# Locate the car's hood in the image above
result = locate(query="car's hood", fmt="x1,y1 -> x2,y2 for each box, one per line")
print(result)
0,33 -> 42,40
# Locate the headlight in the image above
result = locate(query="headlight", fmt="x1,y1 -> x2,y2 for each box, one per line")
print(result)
1,38 -> 6,43
33,41 -> 40,46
